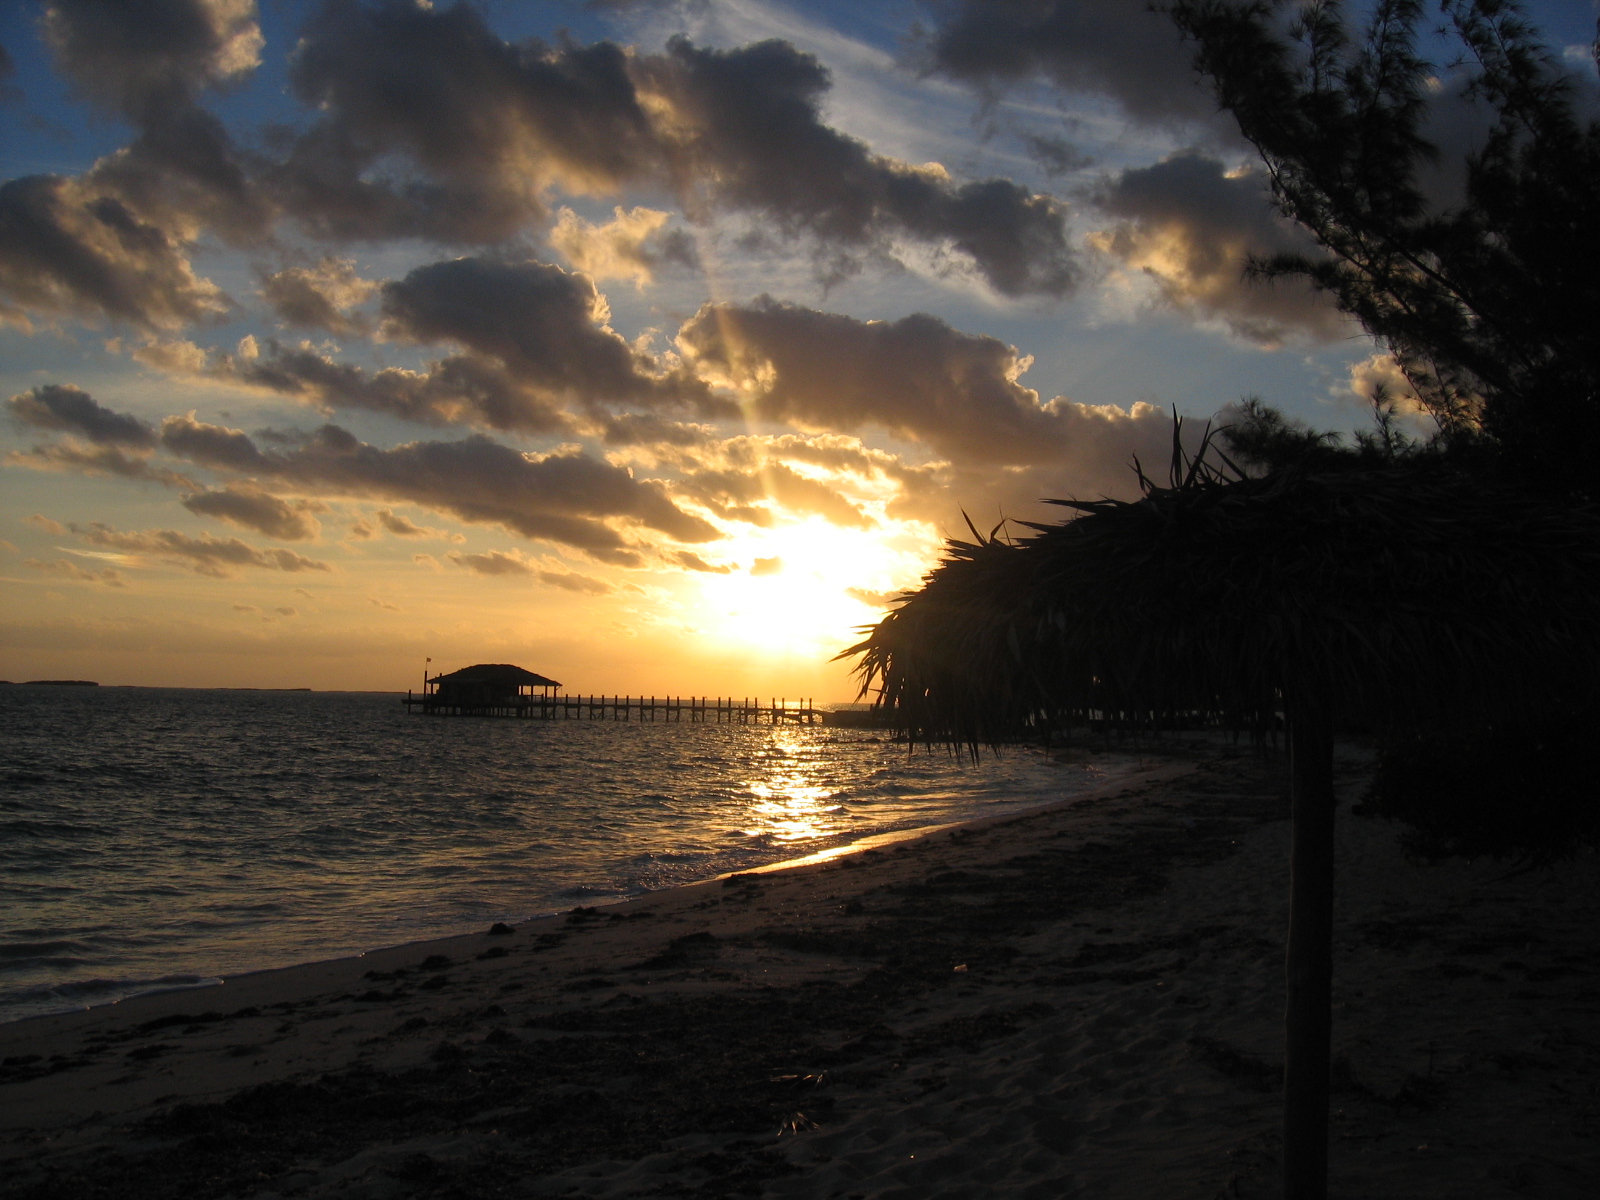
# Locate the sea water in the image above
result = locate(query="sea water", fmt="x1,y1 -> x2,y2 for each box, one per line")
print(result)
1,685 -> 1138,1024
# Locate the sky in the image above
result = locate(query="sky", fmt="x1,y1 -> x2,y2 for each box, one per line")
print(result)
2,0 -> 1596,696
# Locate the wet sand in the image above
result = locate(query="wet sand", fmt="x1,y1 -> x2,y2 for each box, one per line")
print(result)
3,748 -> 1597,1198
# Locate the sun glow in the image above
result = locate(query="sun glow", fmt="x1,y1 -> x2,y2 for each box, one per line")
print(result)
689,515 -> 935,657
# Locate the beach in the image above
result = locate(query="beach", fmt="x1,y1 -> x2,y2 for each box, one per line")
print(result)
3,747 -> 1597,1199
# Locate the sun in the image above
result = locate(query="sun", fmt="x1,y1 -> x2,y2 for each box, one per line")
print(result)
688,516 -> 935,658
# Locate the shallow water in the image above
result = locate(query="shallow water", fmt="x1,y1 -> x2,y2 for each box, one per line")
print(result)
0,686 -> 1137,1023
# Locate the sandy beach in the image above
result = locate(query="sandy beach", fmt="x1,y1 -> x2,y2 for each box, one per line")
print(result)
3,746 -> 1597,1199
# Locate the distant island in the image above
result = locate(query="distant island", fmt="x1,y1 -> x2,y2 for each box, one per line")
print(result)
8,680 -> 99,686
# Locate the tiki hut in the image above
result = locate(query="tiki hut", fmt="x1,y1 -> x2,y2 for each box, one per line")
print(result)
425,663 -> 562,715
848,452 -> 1600,1198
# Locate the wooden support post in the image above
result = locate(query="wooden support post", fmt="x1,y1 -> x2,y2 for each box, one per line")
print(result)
1283,680 -> 1336,1200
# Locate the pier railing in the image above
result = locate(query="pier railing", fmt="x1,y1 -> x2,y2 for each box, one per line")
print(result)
403,692 -> 828,724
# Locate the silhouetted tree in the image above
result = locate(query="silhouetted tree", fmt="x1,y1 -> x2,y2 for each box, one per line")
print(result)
1170,0 -> 1600,492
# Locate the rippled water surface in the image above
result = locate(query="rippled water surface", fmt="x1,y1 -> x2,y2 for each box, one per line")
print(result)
1,686 -> 1138,1023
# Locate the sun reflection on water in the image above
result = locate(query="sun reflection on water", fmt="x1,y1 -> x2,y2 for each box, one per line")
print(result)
742,732 -> 847,843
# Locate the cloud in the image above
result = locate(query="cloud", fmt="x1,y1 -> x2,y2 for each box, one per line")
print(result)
149,257 -> 733,436
6,437 -> 199,489
446,547 -> 613,593
232,602 -> 259,612
373,509 -> 457,540
274,605 -> 297,616
539,569 -> 612,594
668,550 -> 732,573
277,4 -> 1075,293
550,205 -> 696,287
600,413 -> 714,447
750,556 -> 782,576
1088,153 -> 1346,346
158,415 -> 720,561
131,337 -> 211,374
7,383 -> 156,446
0,5 -> 272,334
180,484 -> 323,540
57,519 -> 332,577
258,257 -> 378,334
41,0 -> 263,114
40,0 -> 271,243
1347,353 -> 1424,413
412,553 -> 441,570
25,556 -> 128,587
923,0 -> 1218,129
214,339 -> 575,435
0,175 -> 230,331
637,37 -> 1077,295
678,296 -> 1174,466
278,2 -> 655,243
367,596 -> 401,611
379,256 -> 720,413
446,548 -> 533,576
673,461 -> 874,529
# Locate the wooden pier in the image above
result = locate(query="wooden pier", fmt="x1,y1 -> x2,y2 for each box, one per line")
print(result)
404,691 -> 824,724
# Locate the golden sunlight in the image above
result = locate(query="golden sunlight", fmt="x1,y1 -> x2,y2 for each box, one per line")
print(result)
690,516 -> 935,657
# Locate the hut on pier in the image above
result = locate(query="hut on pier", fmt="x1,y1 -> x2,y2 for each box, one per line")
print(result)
420,663 -> 562,716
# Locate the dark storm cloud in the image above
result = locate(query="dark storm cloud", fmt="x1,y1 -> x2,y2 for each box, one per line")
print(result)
157,416 -> 721,561
678,296 -> 1172,466
1090,153 -> 1345,345
276,2 -> 1075,294
924,0 -> 1216,128
180,484 -> 323,540
7,384 -> 156,447
379,257 -> 721,413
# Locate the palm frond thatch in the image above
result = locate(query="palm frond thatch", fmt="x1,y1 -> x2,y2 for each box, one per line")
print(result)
849,463 -> 1600,750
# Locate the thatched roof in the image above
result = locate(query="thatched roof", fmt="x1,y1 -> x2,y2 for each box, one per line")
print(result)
849,462 -> 1600,749
433,663 -> 562,688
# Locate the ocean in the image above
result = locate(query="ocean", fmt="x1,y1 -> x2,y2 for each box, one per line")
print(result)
1,685 -> 1137,1025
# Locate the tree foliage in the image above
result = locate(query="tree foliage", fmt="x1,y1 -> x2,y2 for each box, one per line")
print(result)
1170,0 -> 1600,490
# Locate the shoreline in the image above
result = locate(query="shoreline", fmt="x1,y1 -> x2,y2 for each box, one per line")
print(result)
5,747 -> 1596,1198
2,752 -> 1162,1030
